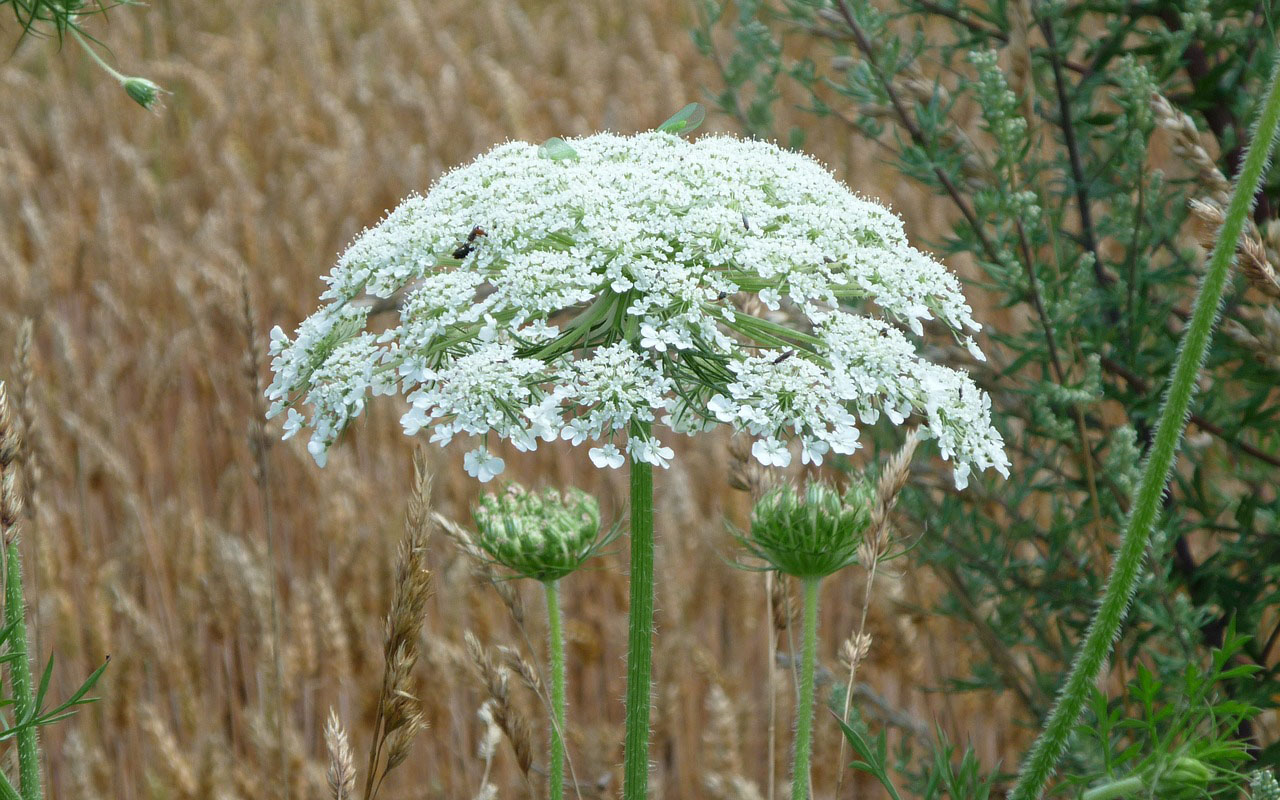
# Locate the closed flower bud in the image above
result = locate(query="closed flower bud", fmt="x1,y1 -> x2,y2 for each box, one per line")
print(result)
472,484 -> 607,582
1161,757 -> 1212,799
740,481 -> 871,579
123,77 -> 165,111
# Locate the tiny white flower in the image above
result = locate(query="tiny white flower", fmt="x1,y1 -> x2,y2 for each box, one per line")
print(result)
307,437 -> 328,468
628,437 -> 675,469
800,438 -> 829,466
401,406 -> 430,436
561,418 -> 592,446
589,443 -> 626,469
639,323 -> 668,352
268,325 -> 289,355
752,437 -> 792,467
759,288 -> 781,310
707,394 -> 737,422
281,408 -> 305,440
965,336 -> 986,362
464,447 -> 506,482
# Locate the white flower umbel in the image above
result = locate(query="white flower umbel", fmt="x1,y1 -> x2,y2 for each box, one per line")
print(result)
266,131 -> 1008,487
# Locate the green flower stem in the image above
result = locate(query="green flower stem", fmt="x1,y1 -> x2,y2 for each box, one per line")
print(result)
545,581 -> 566,800
69,28 -> 128,84
792,576 -> 821,800
1009,51 -> 1280,800
1081,777 -> 1144,800
5,540 -> 42,800
622,423 -> 655,800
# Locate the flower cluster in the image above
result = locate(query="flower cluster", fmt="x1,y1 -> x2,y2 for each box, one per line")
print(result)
739,482 -> 872,579
472,485 -> 606,582
266,130 -> 1008,486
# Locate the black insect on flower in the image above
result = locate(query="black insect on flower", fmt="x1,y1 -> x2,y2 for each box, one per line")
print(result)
452,226 -> 487,259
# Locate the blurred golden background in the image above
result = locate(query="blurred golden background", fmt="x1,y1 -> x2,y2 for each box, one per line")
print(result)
0,0 -> 1024,796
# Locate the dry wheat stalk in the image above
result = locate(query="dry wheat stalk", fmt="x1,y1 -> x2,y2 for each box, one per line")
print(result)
701,684 -> 765,800
1189,198 -> 1280,300
11,321 -> 39,520
497,644 -> 546,698
325,708 -> 358,800
1152,93 -> 1233,205
464,630 -> 535,779
362,451 -> 433,799
142,705 -> 199,798
0,381 -> 25,547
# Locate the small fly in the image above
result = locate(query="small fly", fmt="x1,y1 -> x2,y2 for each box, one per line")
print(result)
772,349 -> 795,365
452,226 -> 487,259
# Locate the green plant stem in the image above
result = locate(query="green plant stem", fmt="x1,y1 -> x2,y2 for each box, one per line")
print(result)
1081,776 -> 1143,800
69,28 -> 127,83
1009,51 -> 1280,800
545,580 -> 566,800
792,576 -> 821,800
5,541 -> 42,800
622,423 -> 655,800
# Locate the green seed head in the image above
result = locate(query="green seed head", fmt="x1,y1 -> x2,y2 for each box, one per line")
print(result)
742,481 -> 871,579
472,484 -> 604,582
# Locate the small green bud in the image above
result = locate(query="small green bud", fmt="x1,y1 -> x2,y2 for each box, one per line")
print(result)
472,484 -> 605,582
1157,756 -> 1213,799
739,481 -> 871,579
123,77 -> 166,111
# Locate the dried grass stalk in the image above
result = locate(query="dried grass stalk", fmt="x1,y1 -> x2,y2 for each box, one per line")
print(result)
363,452 -> 433,798
325,708 -> 357,800
464,631 -> 535,778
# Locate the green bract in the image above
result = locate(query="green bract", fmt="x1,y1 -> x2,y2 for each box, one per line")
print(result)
472,484 -> 605,582
740,482 -> 871,579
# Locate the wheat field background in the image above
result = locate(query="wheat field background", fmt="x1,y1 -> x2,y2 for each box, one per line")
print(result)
0,0 -> 1027,796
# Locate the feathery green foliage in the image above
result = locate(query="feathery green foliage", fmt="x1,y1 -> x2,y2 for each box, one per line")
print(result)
699,0 -> 1280,792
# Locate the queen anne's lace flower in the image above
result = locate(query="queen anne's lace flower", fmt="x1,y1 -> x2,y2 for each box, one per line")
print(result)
266,131 -> 1009,486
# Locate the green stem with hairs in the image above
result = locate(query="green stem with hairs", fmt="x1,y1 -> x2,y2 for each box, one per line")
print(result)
545,581 -> 566,800
792,577 -> 821,800
1009,51 -> 1280,800
5,541 -> 42,800
1081,777 -> 1143,800
622,422 -> 655,800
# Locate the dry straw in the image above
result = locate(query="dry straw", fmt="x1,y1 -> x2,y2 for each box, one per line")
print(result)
464,631 -> 536,780
324,709 -> 357,800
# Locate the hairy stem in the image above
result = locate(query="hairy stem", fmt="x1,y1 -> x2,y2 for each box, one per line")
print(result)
5,541 -> 42,800
792,577 -> 821,800
1081,776 -> 1143,800
622,423 -> 655,800
1009,51 -> 1280,800
545,581 -> 566,800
